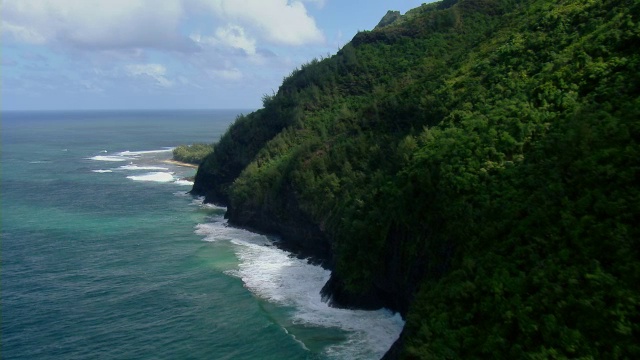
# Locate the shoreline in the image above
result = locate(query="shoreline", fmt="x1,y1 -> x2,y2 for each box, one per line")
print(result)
162,159 -> 199,168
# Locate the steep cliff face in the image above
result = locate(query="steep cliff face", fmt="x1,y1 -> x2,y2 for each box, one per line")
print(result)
192,0 -> 640,357
225,182 -> 333,266
191,0 -> 480,311
191,162 -> 223,204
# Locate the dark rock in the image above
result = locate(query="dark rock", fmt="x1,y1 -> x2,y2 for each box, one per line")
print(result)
225,182 -> 334,269
382,328 -> 407,360
375,10 -> 401,29
192,158 -> 420,360
190,163 -> 229,206
320,273 -> 389,311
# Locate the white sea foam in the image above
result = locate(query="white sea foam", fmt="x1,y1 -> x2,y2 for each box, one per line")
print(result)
89,155 -> 134,162
195,222 -> 254,243
190,197 -> 227,210
201,203 -> 226,210
191,196 -> 206,205
173,179 -> 194,186
89,148 -> 191,184
117,164 -> 170,171
126,172 -> 175,182
90,148 -> 172,162
117,149 -> 173,156
194,220 -> 405,360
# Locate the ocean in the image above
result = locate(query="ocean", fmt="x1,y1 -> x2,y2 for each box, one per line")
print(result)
1,110 -> 403,360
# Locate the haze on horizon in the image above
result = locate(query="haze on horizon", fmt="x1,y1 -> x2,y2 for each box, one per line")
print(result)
1,0 -> 435,111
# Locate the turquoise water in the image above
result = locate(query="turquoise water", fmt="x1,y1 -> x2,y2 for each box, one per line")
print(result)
1,110 -> 403,360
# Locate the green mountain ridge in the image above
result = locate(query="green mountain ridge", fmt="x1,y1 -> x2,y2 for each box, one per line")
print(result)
191,0 -> 640,358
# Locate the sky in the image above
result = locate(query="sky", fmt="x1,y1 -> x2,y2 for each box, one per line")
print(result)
1,0 -> 436,111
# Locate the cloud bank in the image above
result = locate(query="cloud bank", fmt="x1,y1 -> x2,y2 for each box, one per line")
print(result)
1,0 -> 329,109
1,0 -> 325,51
2,0 -> 192,51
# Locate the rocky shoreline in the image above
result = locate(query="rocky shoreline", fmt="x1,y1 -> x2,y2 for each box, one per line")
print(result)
193,188 -> 410,359
192,183 -> 410,313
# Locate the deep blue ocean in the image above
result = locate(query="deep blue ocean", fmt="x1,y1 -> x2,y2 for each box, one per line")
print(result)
1,110 -> 403,360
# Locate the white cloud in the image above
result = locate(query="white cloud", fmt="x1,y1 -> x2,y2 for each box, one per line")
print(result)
1,21 -> 47,43
177,76 -> 203,88
79,80 -> 104,93
2,0 -> 324,51
207,68 -> 243,81
215,25 -> 257,55
1,0 -> 329,109
199,0 -> 325,46
126,63 -> 174,87
1,0 -> 196,51
300,0 -> 327,9
190,24 -> 257,56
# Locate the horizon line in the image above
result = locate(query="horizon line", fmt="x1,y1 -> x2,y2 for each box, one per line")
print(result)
1,107 -> 258,113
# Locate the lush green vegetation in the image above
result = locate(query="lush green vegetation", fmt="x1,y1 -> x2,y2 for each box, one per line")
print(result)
193,0 -> 640,358
172,143 -> 214,165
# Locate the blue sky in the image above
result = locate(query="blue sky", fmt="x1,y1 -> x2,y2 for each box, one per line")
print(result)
2,0 -> 435,111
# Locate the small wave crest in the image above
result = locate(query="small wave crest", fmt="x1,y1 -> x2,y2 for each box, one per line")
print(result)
126,172 -> 175,183
89,147 -> 196,187
89,155 -> 133,162
194,220 -> 404,359
190,197 -> 227,211
173,179 -> 194,186
117,165 -> 170,171
117,149 -> 173,156
89,148 -> 172,163
194,222 -> 261,243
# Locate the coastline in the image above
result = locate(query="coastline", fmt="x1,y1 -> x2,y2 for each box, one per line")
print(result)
162,159 -> 199,168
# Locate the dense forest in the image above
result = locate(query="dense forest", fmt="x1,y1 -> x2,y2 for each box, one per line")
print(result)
172,143 -> 214,165
191,0 -> 640,358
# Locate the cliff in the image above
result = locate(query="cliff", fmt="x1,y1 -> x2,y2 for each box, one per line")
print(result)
192,0 -> 640,358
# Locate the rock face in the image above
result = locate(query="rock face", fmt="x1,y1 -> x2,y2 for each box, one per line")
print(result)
191,169 -> 416,315
191,165 -> 333,267
375,10 -> 401,29
191,163 -> 225,204
225,183 -> 334,268
321,272 -> 401,311
193,0 -> 640,356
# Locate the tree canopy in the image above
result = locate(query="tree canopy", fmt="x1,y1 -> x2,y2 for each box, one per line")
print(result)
192,0 -> 640,357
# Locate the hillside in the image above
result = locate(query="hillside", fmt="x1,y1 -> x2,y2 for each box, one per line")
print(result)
172,143 -> 214,165
191,0 -> 640,358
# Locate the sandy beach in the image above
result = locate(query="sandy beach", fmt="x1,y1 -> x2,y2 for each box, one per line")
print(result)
162,159 -> 199,168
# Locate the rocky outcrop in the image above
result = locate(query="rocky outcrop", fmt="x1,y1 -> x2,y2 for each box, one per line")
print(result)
190,162 -> 224,203
193,174 -> 418,316
225,191 -> 431,317
375,10 -> 401,29
225,183 -> 334,268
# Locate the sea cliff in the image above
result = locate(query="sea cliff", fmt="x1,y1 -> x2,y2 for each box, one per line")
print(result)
192,0 -> 640,358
